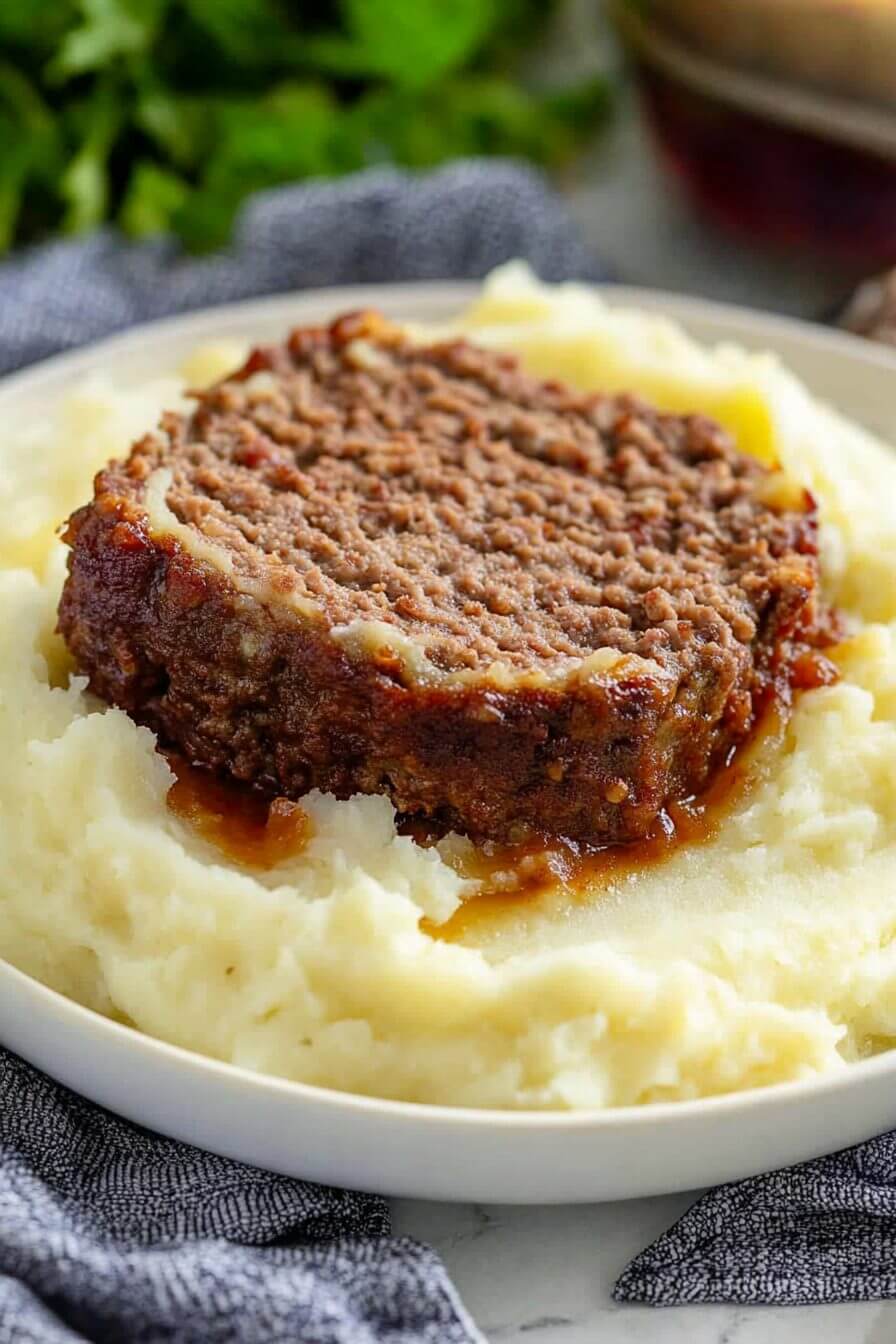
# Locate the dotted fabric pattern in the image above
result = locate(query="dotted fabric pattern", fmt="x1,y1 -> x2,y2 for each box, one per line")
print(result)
615,1133 -> 896,1306
0,1048 -> 483,1344
0,159 -> 606,378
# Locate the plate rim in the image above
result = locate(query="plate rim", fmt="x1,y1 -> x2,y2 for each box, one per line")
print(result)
3,275 -> 896,402
3,275 -> 896,1135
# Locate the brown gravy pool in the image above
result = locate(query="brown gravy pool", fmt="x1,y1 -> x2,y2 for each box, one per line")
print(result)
166,756 -> 313,869
428,649 -> 839,940
422,711 -> 784,942
163,648 -> 838,929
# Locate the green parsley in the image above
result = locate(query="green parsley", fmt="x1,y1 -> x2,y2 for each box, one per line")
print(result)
0,0 -> 611,252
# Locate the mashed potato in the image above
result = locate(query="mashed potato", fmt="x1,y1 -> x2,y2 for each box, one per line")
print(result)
3,264 -> 896,1109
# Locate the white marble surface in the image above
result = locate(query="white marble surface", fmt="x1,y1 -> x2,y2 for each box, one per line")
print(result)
393,1195 -> 896,1342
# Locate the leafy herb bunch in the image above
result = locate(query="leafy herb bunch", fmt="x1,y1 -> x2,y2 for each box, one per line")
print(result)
0,0 -> 610,253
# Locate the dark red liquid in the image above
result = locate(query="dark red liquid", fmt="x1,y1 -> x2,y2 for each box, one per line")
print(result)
638,63 -> 896,264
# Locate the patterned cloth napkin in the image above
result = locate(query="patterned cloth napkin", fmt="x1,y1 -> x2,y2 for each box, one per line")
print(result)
615,1133 -> 896,1306
0,1048 -> 481,1343
0,158 -> 604,378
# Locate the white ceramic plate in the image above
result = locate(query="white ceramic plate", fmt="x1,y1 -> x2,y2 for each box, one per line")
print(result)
3,281 -> 896,1205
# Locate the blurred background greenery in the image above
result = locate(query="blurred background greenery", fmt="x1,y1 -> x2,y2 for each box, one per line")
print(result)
0,0 -> 613,254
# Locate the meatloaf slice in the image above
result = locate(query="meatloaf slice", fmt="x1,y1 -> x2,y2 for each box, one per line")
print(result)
57,311 -> 823,845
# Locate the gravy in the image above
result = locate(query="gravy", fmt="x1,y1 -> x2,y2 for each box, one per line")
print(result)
424,704 -> 788,941
164,661 -> 826,927
166,756 -> 312,869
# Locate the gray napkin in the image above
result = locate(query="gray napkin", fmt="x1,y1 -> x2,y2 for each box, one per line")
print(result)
0,158 -> 606,377
616,1133 -> 896,1307
0,1047 -> 480,1344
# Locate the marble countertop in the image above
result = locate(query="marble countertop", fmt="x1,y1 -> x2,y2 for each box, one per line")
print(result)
393,1196 -> 896,1342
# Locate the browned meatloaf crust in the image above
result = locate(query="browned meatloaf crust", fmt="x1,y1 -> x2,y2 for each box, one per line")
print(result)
57,311 -> 824,845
